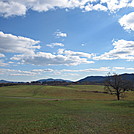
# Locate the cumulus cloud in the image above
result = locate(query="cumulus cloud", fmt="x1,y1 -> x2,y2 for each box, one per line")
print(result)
0,31 -> 40,54
11,51 -> 94,66
0,1 -> 26,17
92,4 -> 108,11
0,53 -> 5,58
0,68 -> 54,76
0,0 -> 134,17
119,12 -> 134,31
84,3 -> 108,12
55,31 -> 67,38
0,31 -> 94,66
0,68 -> 38,76
94,39 -> 134,61
100,0 -> 133,12
58,49 -> 95,58
46,43 -> 64,48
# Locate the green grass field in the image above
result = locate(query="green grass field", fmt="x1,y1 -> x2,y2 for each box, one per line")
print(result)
0,85 -> 134,134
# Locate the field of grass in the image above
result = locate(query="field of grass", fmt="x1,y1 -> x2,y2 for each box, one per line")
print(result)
0,85 -> 134,134
0,85 -> 133,100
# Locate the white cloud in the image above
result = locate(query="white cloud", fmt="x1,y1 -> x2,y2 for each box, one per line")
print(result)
8,61 -> 14,64
0,67 -> 109,77
0,31 -> 40,55
81,43 -> 85,46
0,67 -> 133,79
0,52 -> 8,66
46,43 -> 64,48
61,67 -> 111,72
119,12 -> 134,31
0,68 -> 38,76
94,39 -> 134,61
11,51 -> 94,66
84,3 -> 108,12
0,53 -> 5,58
31,69 -> 54,72
10,73 -> 33,76
129,0 -> 134,7
0,68 -> 55,76
0,31 -> 94,66
61,66 -> 134,73
83,3 -> 93,11
112,67 -> 125,70
100,0 -> 132,12
55,31 -> 67,38
126,67 -> 134,71
0,1 -> 26,17
92,4 -> 108,11
58,49 -> 95,58
112,66 -> 134,71
0,0 -> 134,17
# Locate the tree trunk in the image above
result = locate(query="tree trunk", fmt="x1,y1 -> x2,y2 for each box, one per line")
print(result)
117,94 -> 120,100
117,90 -> 120,100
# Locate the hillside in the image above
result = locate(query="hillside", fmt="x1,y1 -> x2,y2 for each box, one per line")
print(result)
78,76 -> 106,83
0,80 -> 14,83
36,78 -> 72,83
78,73 -> 134,83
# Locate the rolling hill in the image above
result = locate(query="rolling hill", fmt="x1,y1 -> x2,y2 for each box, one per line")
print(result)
78,73 -> 134,83
36,78 -> 72,83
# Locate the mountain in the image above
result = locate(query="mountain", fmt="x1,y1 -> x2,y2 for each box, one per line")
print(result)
1,73 -> 134,84
0,80 -> 14,83
36,78 -> 72,83
0,80 -> 25,83
121,73 -> 134,81
78,76 -> 106,83
78,73 -> 134,83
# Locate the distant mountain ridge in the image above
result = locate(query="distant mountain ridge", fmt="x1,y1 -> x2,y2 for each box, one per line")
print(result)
78,73 -> 134,83
78,76 -> 106,83
0,78 -> 72,83
0,73 -> 134,84
0,80 -> 14,83
35,78 -> 72,83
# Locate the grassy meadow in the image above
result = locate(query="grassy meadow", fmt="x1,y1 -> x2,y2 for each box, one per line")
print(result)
0,85 -> 134,134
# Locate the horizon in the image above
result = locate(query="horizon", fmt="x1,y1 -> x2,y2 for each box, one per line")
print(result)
0,0 -> 134,82
1,73 -> 134,82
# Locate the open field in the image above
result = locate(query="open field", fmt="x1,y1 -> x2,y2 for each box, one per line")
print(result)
0,85 -> 134,134
0,85 -> 134,100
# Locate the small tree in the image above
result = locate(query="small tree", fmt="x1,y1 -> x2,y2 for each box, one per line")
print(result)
104,73 -> 133,100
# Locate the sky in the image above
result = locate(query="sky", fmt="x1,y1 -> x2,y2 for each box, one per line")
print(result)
0,0 -> 134,82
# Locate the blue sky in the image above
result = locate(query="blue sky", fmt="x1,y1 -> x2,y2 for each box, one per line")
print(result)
0,0 -> 134,82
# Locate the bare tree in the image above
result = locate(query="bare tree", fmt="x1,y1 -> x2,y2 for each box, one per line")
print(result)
104,73 -> 133,100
